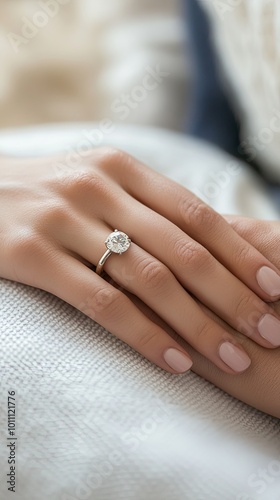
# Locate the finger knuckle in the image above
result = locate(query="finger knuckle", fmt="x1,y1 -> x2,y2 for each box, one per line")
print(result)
137,258 -> 169,290
8,230 -> 48,276
195,320 -> 214,344
43,203 -> 71,228
97,147 -> 129,170
137,329 -> 160,350
183,199 -> 219,232
10,230 -> 44,261
173,239 -> 206,269
233,244 -> 253,268
62,170 -> 108,199
92,287 -> 124,320
234,292 -> 254,319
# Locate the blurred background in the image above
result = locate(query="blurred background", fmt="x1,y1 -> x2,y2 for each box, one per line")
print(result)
2,0 -> 280,186
0,0 -> 189,130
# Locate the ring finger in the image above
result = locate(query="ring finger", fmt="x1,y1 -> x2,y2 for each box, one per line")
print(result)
98,197 -> 280,349
68,225 -> 252,374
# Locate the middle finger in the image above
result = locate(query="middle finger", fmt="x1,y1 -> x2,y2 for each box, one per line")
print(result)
104,196 -> 280,348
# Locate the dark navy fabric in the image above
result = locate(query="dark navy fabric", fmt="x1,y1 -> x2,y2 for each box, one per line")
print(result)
184,0 -> 241,157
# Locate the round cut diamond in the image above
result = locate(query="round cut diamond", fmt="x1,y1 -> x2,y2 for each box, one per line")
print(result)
105,230 -> 131,254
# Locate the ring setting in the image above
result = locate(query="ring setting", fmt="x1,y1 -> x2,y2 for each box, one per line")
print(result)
96,230 -> 131,276
105,230 -> 131,254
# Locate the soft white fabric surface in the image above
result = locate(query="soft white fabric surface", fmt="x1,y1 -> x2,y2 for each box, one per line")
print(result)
0,124 -> 280,500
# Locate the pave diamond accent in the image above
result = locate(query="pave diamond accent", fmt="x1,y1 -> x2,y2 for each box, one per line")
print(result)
105,230 -> 131,254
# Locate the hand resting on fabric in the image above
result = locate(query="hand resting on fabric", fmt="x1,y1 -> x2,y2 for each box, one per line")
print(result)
137,217 -> 280,418
206,216 -> 280,418
1,151 -> 280,381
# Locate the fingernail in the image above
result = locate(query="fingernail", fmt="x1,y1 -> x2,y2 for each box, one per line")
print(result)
219,342 -> 251,372
258,314 -> 280,346
163,348 -> 193,373
257,266 -> 280,296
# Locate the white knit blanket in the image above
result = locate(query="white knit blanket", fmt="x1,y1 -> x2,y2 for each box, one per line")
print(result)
0,124 -> 279,500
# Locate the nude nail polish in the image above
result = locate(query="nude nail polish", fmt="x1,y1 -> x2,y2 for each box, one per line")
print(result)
163,348 -> 193,372
219,342 -> 251,372
257,266 -> 280,296
258,314 -> 280,346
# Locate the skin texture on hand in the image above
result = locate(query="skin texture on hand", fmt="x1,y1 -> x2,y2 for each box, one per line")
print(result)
214,217 -> 280,418
0,153 -> 280,412
175,218 -> 280,419
128,288 -> 280,419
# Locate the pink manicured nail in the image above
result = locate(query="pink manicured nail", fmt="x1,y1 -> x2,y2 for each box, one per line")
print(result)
219,342 -> 251,372
163,348 -> 193,372
257,266 -> 280,296
258,314 -> 280,346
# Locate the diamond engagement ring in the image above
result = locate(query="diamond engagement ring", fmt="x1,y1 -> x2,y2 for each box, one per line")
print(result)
96,230 -> 131,276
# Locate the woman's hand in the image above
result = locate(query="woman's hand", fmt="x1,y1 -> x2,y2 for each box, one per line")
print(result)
191,216 -> 280,418
2,149 -> 280,375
